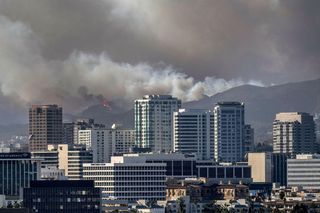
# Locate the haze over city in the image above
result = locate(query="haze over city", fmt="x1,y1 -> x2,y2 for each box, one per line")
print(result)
0,0 -> 319,124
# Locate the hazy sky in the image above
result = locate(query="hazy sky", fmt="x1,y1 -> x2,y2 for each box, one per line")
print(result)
0,0 -> 319,121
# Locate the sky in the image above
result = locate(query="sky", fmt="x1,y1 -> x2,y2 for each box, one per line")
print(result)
0,0 -> 319,123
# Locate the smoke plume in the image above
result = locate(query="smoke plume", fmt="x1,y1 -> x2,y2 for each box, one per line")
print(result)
0,16 -> 263,116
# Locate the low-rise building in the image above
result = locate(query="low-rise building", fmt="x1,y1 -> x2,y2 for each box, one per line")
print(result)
23,180 -> 101,212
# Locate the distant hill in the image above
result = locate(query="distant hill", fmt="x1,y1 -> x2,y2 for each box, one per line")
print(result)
1,79 -> 319,143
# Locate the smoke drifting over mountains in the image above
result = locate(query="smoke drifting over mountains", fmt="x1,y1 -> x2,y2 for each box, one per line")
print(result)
0,15 -> 262,114
0,0 -> 319,123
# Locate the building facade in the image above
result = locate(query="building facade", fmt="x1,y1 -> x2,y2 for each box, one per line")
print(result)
273,112 -> 316,156
287,154 -> 320,190
247,152 -> 272,183
272,153 -> 288,187
213,102 -> 245,162
134,95 -> 181,153
0,152 -> 40,198
32,144 -> 92,180
23,180 -> 101,212
244,125 -> 254,155
63,122 -> 74,144
29,105 -> 63,151
83,155 -> 166,203
173,109 -> 214,160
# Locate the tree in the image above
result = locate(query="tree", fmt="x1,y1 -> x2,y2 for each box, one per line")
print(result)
176,198 -> 186,213
279,191 -> 285,200
292,203 -> 308,213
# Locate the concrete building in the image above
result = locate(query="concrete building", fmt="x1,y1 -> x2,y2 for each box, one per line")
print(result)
111,124 -> 135,155
273,112 -> 316,156
213,102 -> 245,162
28,104 -> 63,151
77,129 -> 93,149
244,124 -> 254,155
83,125 -> 135,163
134,95 -> 181,153
287,154 -> 320,190
83,155 -> 166,203
247,152 -> 272,183
173,109 -> 214,160
73,118 -> 105,145
0,152 -> 40,198
32,144 -> 92,180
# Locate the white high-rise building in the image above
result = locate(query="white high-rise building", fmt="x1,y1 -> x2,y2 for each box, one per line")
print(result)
83,154 -> 166,203
80,125 -> 135,163
273,112 -> 316,156
134,95 -> 181,153
213,102 -> 245,162
77,129 -> 92,149
173,109 -> 214,160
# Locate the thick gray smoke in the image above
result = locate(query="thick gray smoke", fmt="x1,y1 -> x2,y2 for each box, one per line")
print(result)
0,16 -> 263,115
0,0 -> 319,123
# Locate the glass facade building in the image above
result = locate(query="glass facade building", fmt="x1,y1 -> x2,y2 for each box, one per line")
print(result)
23,180 -> 101,212
0,152 -> 40,197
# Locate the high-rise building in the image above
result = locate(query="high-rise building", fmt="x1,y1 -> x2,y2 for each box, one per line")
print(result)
24,180 -> 101,212
0,152 -> 40,198
287,154 -> 320,190
79,124 -> 135,163
244,124 -> 254,155
29,104 -> 63,151
213,102 -> 245,162
272,153 -> 288,187
63,122 -> 74,144
73,118 -> 105,145
134,95 -> 181,152
247,152 -> 272,183
273,112 -> 316,156
134,95 -> 181,153
173,109 -> 214,160
83,155 -> 166,203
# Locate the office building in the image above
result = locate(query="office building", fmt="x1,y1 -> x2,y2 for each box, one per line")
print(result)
247,152 -> 272,183
29,104 -> 63,151
78,129 -> 93,149
244,125 -> 254,154
0,152 -> 40,198
73,119 -> 105,145
273,112 -> 316,156
173,109 -> 214,160
83,155 -> 166,203
63,122 -> 74,144
56,144 -> 93,180
143,152 -> 198,178
23,180 -> 100,212
132,153 -> 252,184
110,124 -> 135,155
272,153 -> 288,187
213,102 -> 245,162
85,125 -> 135,163
287,154 -> 320,190
134,95 -> 181,153
197,162 -> 252,184
32,144 -> 92,180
